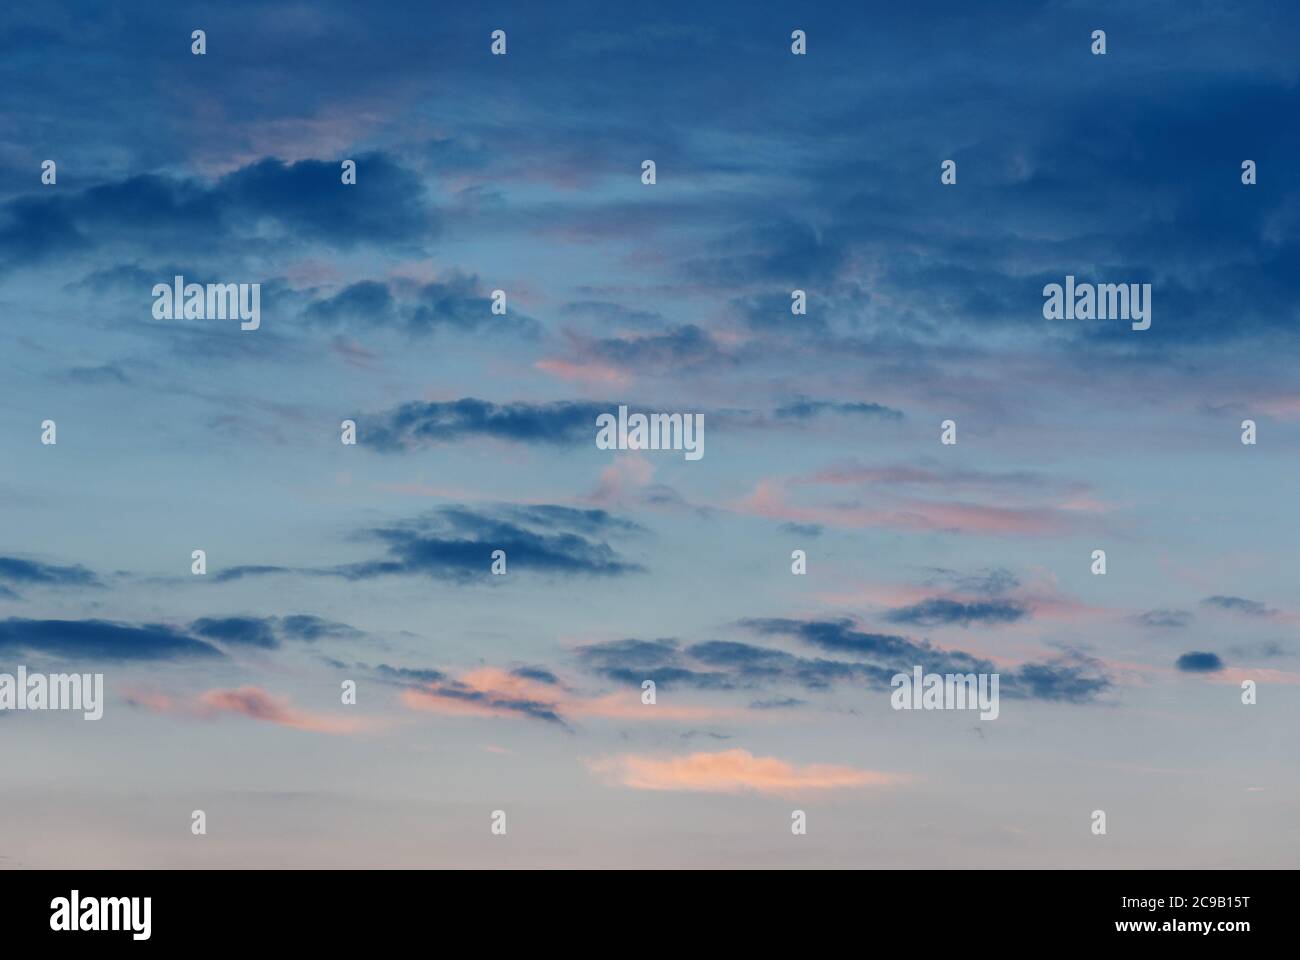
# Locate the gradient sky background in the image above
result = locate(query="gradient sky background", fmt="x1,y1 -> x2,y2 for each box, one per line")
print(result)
1,0 -> 1297,868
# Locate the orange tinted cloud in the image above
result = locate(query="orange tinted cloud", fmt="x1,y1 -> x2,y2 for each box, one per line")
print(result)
587,749 -> 908,794
400,667 -> 563,722
566,692 -> 730,721
196,686 -> 374,734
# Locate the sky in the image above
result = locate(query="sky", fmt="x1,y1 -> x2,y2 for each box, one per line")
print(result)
0,0 -> 1297,868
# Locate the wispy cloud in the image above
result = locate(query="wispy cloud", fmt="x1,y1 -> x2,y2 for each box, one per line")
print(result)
398,666 -> 731,726
1201,596 -> 1275,618
196,687 -> 374,734
1131,609 -> 1194,629
734,478 -> 1069,536
773,398 -> 903,422
883,598 -> 1029,627
0,556 -> 101,596
127,685 -> 376,735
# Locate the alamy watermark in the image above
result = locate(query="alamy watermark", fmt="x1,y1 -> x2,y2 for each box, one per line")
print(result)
890,665 -> 999,720
50,891 -> 150,940
1042,275 -> 1151,331
595,405 -> 704,460
152,275 -> 261,330
0,666 -> 103,719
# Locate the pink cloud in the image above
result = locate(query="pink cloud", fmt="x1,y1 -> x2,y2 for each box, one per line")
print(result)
330,337 -> 382,371
184,98 -> 395,177
586,454 -> 655,505
1200,667 -> 1300,686
400,668 -> 557,722
1256,395 -> 1300,420
891,499 -> 1063,535
121,690 -> 177,712
196,687 -> 376,734
587,749 -> 909,795
734,479 -> 1063,535
566,693 -> 731,721
127,685 -> 375,735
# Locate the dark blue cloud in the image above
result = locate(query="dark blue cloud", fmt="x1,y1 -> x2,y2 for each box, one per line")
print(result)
576,638 -> 734,691
0,556 -> 100,595
373,664 -> 447,685
512,666 -> 560,685
687,639 -> 896,690
189,615 -> 361,649
590,627 -> 1108,703
729,290 -> 830,334
340,506 -> 644,581
736,618 -> 1109,703
215,506 -> 644,584
1132,609 -> 1194,629
505,505 -> 644,537
883,598 -> 1029,627
0,152 -> 430,273
741,618 -> 920,661
1012,661 -> 1112,703
1177,651 -> 1225,673
418,679 -> 565,726
8,1 -> 1299,377
749,696 -> 807,710
0,618 -> 223,661
773,398 -> 903,421
578,624 -> 1107,703
685,218 -> 848,288
582,324 -> 726,371
1201,596 -> 1273,617
304,274 -> 538,338
278,615 -> 361,642
58,362 -> 132,386
922,568 -> 1020,596
213,565 -> 293,583
363,398 -> 608,451
190,617 -> 278,649
303,280 -> 395,326
219,154 -> 431,246
405,275 -> 536,336
779,522 -> 823,538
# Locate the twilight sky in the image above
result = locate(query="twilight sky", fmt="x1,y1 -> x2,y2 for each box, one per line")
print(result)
1,0 -> 1297,868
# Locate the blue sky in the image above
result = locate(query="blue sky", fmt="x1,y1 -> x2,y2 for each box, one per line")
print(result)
0,0 -> 1297,868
